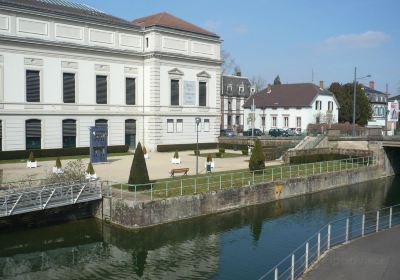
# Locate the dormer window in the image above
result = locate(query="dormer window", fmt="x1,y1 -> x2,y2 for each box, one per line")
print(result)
227,84 -> 232,93
250,87 -> 256,94
239,86 -> 244,94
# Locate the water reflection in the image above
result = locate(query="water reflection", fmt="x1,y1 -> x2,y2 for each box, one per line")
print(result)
0,177 -> 398,279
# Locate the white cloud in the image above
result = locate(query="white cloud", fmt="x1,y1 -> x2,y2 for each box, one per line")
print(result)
204,19 -> 220,31
234,24 -> 248,35
322,31 -> 390,50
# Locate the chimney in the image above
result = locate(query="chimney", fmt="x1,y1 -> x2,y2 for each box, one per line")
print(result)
234,66 -> 241,77
319,80 -> 324,89
369,81 -> 375,89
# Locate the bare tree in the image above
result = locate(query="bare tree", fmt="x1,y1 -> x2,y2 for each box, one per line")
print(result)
221,49 -> 237,75
250,75 -> 267,92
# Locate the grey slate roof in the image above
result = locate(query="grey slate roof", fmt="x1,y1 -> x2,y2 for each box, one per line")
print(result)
221,75 -> 253,98
362,86 -> 388,104
389,95 -> 400,101
243,83 -> 334,109
0,0 -> 141,30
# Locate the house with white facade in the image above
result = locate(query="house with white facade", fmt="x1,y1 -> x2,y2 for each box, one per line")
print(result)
363,81 -> 389,127
0,0 -> 222,152
243,82 -> 339,133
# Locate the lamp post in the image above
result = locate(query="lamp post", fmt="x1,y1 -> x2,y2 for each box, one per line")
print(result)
195,117 -> 201,175
352,67 -> 371,136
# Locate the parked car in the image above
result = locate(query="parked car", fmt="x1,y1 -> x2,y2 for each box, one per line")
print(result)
288,128 -> 302,136
269,128 -> 289,137
243,128 -> 263,136
220,129 -> 235,137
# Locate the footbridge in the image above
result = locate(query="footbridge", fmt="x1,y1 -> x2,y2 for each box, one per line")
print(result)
0,180 -> 108,217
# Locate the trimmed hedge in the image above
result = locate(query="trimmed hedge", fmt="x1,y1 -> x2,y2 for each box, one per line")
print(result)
219,143 -> 248,151
0,145 -> 129,160
157,143 -> 218,152
289,154 -> 352,164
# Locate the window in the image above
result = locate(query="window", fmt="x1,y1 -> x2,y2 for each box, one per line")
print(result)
236,99 -> 241,110
146,37 -> 149,48
316,116 -> 320,124
272,116 -> 277,127
227,84 -> 232,93
95,119 -> 108,128
171,79 -> 180,106
96,75 -> 107,104
126,77 -> 136,105
204,119 -> 210,132
328,101 -> 333,111
26,70 -> 40,102
262,116 -> 266,127
26,119 -> 41,150
239,86 -> 244,93
62,119 -> 76,148
236,115 -> 240,125
228,100 -> 232,111
199,81 -> 207,106
284,116 -> 289,128
315,100 -> 322,110
177,119 -> 183,133
125,119 -> 136,149
63,73 -> 75,103
227,115 -> 232,126
296,117 -> 301,128
167,119 -> 174,133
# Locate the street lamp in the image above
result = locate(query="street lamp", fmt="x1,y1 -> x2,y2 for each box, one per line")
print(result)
352,67 -> 371,136
195,117 -> 201,175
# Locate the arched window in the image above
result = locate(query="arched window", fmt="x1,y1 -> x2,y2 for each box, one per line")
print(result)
26,119 -> 41,150
125,119 -> 136,149
62,119 -> 76,148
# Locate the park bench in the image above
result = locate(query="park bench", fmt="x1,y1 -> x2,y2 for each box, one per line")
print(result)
170,168 -> 189,178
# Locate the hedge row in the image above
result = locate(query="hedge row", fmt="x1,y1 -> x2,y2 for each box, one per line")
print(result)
157,143 -> 218,152
218,143 -> 248,151
289,154 -> 352,164
0,145 -> 129,160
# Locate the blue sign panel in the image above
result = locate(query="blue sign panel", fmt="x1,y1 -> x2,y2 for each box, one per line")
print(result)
183,81 -> 196,105
90,126 -> 108,163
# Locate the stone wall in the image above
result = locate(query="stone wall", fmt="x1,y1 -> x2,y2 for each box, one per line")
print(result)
282,148 -> 373,164
101,165 -> 384,229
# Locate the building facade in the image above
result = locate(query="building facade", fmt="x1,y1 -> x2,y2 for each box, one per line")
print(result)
220,70 -> 255,132
0,0 -> 221,152
243,83 -> 339,133
364,81 -> 388,127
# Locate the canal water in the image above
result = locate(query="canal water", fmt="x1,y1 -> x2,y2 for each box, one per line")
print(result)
1,176 -> 400,280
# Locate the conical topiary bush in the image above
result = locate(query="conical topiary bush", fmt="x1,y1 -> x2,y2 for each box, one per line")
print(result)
86,162 -> 95,175
249,139 -> 265,171
28,151 -> 35,162
173,151 -> 179,159
128,142 -> 150,191
55,157 -> 62,169
207,154 -> 212,163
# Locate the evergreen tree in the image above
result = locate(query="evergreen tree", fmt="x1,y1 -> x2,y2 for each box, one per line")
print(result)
128,142 -> 150,189
273,75 -> 282,85
249,139 -> 265,171
86,162 -> 95,175
55,157 -> 62,169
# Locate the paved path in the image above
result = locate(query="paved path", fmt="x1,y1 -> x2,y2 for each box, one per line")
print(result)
0,149 -> 283,183
305,226 -> 400,280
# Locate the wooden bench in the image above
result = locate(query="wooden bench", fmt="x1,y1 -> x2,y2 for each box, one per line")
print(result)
170,168 -> 189,178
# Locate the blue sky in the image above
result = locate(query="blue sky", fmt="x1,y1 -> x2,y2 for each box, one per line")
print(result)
79,0 -> 399,94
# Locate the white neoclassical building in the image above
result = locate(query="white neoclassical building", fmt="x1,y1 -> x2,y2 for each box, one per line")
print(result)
243,83 -> 339,133
0,0 -> 221,152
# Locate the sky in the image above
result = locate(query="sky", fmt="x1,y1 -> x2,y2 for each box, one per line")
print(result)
78,0 -> 399,95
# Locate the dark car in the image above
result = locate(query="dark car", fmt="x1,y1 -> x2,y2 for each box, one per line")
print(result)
220,129 -> 235,137
243,128 -> 263,136
269,128 -> 289,137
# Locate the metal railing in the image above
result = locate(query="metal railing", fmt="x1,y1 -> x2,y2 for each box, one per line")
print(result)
113,156 -> 377,202
0,180 -> 106,217
258,204 -> 400,280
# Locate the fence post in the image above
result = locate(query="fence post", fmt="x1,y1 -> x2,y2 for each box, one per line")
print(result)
242,172 -> 244,186
389,207 -> 393,228
274,268 -> 278,280
272,168 -> 274,181
71,186 -> 73,203
297,165 -> 300,177
291,254 -> 295,280
252,171 -> 255,184
328,224 -> 331,250
219,175 -> 222,190
317,232 -> 321,259
262,169 -> 265,182
362,214 -> 365,236
313,162 -> 315,175
305,242 -> 309,270
352,158 -> 354,169
180,180 -> 183,196
150,183 -> 153,201
376,210 -> 380,232
280,167 -> 283,180
135,185 -> 137,202
345,218 -> 349,242
166,181 -> 168,197
194,178 -> 197,194
120,183 -> 123,199
208,176 -> 210,191
231,173 -> 233,188
320,162 -> 322,173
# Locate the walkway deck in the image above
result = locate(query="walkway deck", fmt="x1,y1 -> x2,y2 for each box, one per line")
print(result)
305,225 -> 400,280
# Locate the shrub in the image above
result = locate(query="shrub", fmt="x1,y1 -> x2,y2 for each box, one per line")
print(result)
216,152 -> 222,158
86,162 -> 95,175
219,148 -> 225,154
55,157 -> 62,169
242,149 -> 248,156
142,145 -> 147,155
173,151 -> 179,159
206,154 -> 213,162
157,143 -> 218,152
194,149 -> 201,156
219,143 -> 247,151
28,151 -> 35,162
128,142 -> 150,190
249,139 -> 265,171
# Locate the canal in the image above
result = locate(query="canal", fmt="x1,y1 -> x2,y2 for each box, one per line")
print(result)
1,176 -> 399,279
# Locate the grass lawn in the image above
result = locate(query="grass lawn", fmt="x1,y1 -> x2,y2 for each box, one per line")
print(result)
0,152 -> 134,164
113,158 -> 373,200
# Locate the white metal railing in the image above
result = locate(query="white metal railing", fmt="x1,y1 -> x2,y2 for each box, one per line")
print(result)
0,180 -> 107,217
113,156 -> 377,202
258,204 -> 400,280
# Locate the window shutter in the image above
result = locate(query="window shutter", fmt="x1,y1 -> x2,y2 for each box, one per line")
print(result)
62,119 -> 76,137
96,75 -> 107,104
199,82 -> 207,106
63,73 -> 75,103
126,78 -> 136,105
26,70 -> 40,102
26,120 -> 41,137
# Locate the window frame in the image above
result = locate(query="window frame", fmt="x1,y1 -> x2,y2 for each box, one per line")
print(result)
25,69 -> 42,103
198,80 -> 207,107
167,119 -> 174,133
204,119 -> 210,132
272,116 -> 277,128
25,119 -> 42,150
170,79 -> 181,106
95,74 -> 108,105
62,119 -> 77,148
296,117 -> 302,129
176,119 -> 183,133
62,72 -> 77,104
125,76 -> 136,105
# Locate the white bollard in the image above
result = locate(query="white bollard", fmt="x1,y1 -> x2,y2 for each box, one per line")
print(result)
305,242 -> 309,270
362,214 -> 365,237
389,207 -> 393,229
291,254 -> 295,280
345,218 -> 349,242
327,224 -> 331,250
317,232 -> 321,259
376,210 -> 380,232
